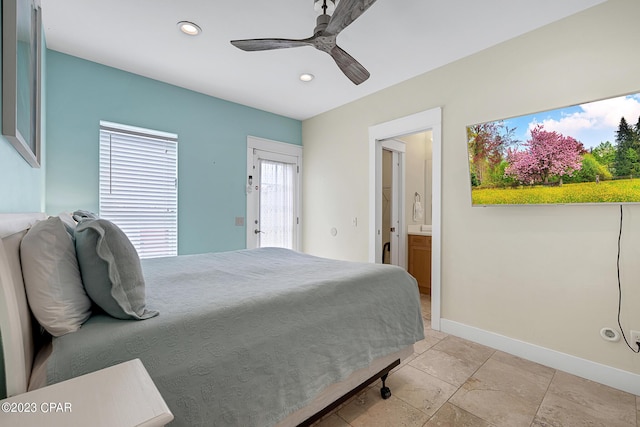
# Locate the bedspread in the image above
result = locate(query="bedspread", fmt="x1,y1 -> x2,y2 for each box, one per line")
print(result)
46,248 -> 424,426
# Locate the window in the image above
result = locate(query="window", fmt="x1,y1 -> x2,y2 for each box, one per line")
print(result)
99,121 -> 178,258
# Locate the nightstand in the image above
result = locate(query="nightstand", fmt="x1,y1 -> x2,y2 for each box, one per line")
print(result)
0,358 -> 173,427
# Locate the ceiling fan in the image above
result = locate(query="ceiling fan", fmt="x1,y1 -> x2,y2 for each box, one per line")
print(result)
230,0 -> 378,85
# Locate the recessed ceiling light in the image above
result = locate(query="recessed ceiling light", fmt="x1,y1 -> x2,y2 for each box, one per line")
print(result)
300,73 -> 315,82
177,21 -> 201,36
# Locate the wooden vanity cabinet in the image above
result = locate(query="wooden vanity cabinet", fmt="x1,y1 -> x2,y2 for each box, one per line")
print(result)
408,234 -> 431,295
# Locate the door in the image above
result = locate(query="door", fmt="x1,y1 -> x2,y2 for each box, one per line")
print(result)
377,139 -> 405,267
382,149 -> 400,264
246,138 -> 302,250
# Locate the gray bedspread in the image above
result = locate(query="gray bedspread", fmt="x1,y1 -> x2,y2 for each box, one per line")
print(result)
46,248 -> 424,426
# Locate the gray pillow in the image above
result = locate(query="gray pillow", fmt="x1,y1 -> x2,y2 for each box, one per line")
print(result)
72,210 -> 99,223
20,216 -> 92,336
74,219 -> 158,320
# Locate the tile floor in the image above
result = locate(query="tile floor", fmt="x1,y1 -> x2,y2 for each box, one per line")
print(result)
313,295 -> 640,427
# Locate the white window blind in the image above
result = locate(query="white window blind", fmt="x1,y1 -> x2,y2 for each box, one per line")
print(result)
99,121 -> 178,259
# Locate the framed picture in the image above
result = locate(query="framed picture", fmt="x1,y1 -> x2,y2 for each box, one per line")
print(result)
467,91 -> 640,206
2,0 -> 42,168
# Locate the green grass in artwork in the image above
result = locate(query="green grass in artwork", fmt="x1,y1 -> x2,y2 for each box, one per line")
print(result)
471,179 -> 640,205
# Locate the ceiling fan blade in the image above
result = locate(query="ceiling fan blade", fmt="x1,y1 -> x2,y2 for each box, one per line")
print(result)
325,0 -> 378,36
329,45 -> 370,85
230,38 -> 310,51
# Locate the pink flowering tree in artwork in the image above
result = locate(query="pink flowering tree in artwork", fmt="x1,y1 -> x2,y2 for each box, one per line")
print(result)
505,125 -> 584,185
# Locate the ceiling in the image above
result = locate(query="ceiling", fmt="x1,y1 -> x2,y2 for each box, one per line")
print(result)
40,0 -> 605,121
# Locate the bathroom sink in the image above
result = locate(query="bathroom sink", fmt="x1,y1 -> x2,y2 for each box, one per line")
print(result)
407,224 -> 432,235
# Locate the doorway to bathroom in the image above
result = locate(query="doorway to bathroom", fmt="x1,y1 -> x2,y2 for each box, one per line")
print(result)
380,133 -> 433,269
368,108 -> 442,329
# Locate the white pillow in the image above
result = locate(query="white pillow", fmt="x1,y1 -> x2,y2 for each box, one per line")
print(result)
21,216 -> 92,336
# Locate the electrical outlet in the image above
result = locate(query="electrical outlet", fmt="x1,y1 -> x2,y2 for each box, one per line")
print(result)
631,330 -> 640,345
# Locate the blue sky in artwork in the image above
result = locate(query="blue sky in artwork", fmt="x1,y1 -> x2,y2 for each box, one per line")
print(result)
499,93 -> 640,151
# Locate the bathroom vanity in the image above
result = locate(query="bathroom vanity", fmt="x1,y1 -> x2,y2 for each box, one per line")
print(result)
407,225 -> 431,295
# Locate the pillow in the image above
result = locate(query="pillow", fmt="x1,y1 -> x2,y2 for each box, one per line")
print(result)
20,216 -> 92,336
74,219 -> 158,320
72,210 -> 99,223
56,212 -> 77,237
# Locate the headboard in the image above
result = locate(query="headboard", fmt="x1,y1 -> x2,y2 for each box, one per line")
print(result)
0,213 -> 46,397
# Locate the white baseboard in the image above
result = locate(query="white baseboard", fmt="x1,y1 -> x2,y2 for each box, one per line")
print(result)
440,319 -> 640,396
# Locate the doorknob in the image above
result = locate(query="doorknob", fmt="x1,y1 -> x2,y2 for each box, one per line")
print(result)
390,227 -> 396,232
254,229 -> 264,234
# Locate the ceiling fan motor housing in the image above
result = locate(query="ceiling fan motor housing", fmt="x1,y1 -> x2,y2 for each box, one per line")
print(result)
314,14 -> 331,34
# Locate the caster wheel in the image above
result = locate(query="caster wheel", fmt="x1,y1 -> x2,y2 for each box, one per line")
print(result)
380,386 -> 391,399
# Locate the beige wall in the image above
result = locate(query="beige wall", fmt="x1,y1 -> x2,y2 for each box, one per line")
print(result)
401,132 -> 433,227
303,0 -> 640,375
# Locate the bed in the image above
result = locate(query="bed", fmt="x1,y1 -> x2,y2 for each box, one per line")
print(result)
0,213 -> 424,426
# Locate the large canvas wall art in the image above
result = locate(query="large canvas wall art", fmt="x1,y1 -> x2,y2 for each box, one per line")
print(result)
467,92 -> 640,206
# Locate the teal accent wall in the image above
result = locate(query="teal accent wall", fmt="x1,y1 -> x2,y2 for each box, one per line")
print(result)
45,50 -> 301,254
0,134 -> 43,212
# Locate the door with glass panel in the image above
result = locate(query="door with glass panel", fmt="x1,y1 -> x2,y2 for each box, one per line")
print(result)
247,142 -> 301,250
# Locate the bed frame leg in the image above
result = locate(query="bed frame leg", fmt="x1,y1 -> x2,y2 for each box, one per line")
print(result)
297,358 -> 400,426
380,373 -> 391,399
